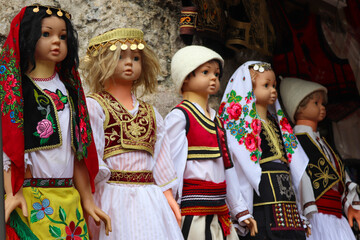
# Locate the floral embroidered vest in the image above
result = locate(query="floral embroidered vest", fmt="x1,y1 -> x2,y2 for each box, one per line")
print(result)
296,133 -> 345,199
174,100 -> 233,169
22,75 -> 78,152
259,116 -> 288,164
89,92 -> 156,159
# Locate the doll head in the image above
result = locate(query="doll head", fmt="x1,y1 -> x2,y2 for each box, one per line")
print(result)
171,45 -> 224,95
248,62 -> 277,108
295,90 -> 327,123
83,28 -> 160,94
280,77 -> 328,124
19,4 -> 78,79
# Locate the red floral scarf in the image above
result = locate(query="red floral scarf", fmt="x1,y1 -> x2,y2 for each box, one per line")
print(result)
0,6 -> 98,194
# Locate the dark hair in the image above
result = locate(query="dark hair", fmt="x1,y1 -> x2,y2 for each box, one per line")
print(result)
189,59 -> 223,79
19,6 -> 79,79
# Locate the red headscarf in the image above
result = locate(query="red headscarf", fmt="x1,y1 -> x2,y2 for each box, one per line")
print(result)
0,6 -> 98,194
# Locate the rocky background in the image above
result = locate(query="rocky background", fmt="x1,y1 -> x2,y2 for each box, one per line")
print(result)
0,0 -> 267,117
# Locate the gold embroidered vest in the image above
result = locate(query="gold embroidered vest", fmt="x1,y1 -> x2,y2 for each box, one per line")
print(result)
89,92 -> 156,159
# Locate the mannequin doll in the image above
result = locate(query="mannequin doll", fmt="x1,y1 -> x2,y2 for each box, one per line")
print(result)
82,28 -> 183,240
0,4 -> 111,239
280,77 -> 360,240
219,61 -> 310,240
165,45 -> 257,240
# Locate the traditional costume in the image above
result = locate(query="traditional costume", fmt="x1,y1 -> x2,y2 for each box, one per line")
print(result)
219,61 -> 309,240
166,45 -> 250,240
87,92 -> 183,240
84,28 -> 182,240
1,5 -> 98,239
280,77 -> 360,240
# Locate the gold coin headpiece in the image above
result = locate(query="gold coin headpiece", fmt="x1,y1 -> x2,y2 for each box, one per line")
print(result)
87,28 -> 146,57
249,62 -> 272,73
31,4 -> 71,19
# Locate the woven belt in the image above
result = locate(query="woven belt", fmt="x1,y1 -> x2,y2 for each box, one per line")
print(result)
23,178 -> 73,188
107,170 -> 155,184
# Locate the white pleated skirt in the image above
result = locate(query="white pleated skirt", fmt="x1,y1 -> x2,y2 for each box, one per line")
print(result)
307,212 -> 356,240
89,182 -> 184,240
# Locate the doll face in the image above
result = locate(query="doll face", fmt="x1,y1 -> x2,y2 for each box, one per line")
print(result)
182,60 -> 220,96
253,70 -> 277,107
111,43 -> 142,83
296,92 -> 326,123
34,16 -> 68,64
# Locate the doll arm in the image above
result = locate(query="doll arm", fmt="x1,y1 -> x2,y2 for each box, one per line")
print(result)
299,172 -> 317,217
164,188 -> 182,227
3,169 -> 28,222
225,166 -> 257,236
152,109 -> 178,192
343,172 -> 360,216
164,109 -> 188,203
73,159 -> 112,235
86,98 -> 111,185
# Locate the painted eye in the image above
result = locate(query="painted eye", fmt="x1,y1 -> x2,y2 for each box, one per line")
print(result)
215,73 -> 219,77
134,56 -> 140,61
42,32 -> 49,37
264,83 -> 268,88
60,34 -> 67,40
119,55 -> 122,59
202,70 -> 208,74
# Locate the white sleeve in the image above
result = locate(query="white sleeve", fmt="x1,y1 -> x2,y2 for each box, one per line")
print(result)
86,97 -> 111,185
164,109 -> 188,203
152,108 -> 178,191
343,172 -> 360,215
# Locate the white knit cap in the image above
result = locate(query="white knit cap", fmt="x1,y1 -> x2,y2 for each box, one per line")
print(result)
280,77 -> 327,124
171,45 -> 224,94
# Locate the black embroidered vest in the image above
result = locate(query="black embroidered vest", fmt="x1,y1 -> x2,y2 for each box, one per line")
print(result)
22,75 -> 78,153
296,133 -> 345,199
259,116 -> 288,164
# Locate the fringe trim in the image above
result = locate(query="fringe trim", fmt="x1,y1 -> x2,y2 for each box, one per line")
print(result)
8,211 -> 39,240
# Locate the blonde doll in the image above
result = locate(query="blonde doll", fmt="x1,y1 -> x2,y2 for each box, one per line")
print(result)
0,4 -> 111,239
82,28 -> 183,240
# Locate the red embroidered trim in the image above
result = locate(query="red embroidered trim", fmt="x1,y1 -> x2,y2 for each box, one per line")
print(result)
32,72 -> 56,81
236,210 -> 250,219
353,201 -> 360,205
303,201 -> 316,209
108,170 -> 154,184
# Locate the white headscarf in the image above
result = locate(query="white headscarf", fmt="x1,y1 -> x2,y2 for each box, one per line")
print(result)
218,61 -> 308,212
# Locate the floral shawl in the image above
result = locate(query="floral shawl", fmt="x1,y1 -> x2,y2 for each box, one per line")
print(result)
0,6 -> 98,194
218,61 -> 308,211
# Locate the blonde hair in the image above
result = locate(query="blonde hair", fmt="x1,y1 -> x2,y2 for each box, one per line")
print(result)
82,42 -> 160,95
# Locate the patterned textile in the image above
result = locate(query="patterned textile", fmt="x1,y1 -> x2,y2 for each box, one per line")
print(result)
108,170 -> 155,184
7,179 -> 88,240
0,6 -> 98,193
181,179 -> 231,236
88,91 -> 157,158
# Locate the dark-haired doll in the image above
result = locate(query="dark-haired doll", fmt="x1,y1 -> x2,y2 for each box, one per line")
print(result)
0,5 -> 111,239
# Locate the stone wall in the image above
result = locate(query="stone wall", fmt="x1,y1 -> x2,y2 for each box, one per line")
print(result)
0,0 -> 267,117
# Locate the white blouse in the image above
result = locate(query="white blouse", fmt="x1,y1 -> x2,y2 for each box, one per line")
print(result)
3,73 -> 74,178
165,102 -> 251,222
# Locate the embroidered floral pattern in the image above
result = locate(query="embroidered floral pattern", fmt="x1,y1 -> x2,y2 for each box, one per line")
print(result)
65,221 -> 83,240
31,198 -> 54,222
44,89 -> 68,111
32,90 -> 56,145
0,46 -> 24,129
30,188 -> 88,239
219,89 -> 261,163
277,110 -> 298,162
